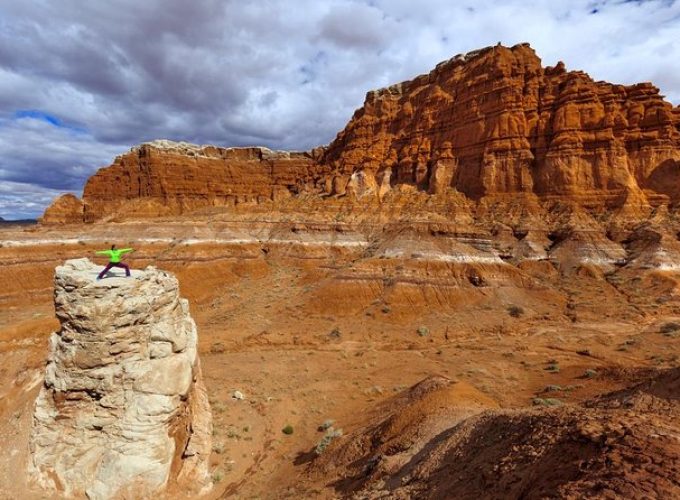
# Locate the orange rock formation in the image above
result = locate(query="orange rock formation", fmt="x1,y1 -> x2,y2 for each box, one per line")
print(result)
40,193 -> 84,224
322,43 -> 680,208
78,140 -> 321,221
43,43 -> 680,222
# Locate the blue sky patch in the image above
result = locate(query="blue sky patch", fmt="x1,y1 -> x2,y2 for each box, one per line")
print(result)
14,109 -> 64,126
13,110 -> 87,134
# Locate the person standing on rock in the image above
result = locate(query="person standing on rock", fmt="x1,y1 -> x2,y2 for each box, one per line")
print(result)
95,244 -> 134,280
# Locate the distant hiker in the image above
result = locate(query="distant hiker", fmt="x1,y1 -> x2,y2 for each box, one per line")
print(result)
96,244 -> 134,280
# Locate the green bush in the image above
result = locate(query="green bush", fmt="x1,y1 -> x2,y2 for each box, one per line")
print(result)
660,322 -> 680,335
282,424 -> 294,435
543,385 -> 562,393
544,362 -> 560,373
532,397 -> 562,407
318,419 -> 335,432
507,305 -> 524,318
660,322 -> 680,332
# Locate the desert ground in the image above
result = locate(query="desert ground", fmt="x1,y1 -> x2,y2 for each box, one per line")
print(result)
1,210 -> 678,498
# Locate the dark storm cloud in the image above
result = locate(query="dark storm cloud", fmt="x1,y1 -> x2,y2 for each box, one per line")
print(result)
0,0 -> 679,218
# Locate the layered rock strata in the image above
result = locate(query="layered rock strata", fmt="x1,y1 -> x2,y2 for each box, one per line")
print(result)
40,193 -> 84,224
43,43 -> 680,223
80,140 -> 321,221
323,43 -> 680,208
29,258 -> 212,499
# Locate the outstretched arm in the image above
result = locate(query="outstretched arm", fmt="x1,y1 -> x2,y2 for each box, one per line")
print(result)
95,250 -> 110,255
119,248 -> 134,254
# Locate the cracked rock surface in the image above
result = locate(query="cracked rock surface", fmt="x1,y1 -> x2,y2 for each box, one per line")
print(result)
29,258 -> 212,499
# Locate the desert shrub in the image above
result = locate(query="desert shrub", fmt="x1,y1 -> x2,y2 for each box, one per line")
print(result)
210,342 -> 226,354
660,322 -> 680,335
583,369 -> 598,379
543,385 -> 562,393
282,424 -> 294,435
532,398 -> 562,407
417,326 -> 429,337
364,385 -> 384,396
507,305 -> 524,317
544,362 -> 560,373
226,426 -> 240,439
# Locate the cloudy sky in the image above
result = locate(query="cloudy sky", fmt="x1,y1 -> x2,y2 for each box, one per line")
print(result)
0,0 -> 678,219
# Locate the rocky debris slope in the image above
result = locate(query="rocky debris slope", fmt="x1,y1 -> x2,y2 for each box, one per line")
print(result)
29,258 -> 212,499
304,369 -> 680,499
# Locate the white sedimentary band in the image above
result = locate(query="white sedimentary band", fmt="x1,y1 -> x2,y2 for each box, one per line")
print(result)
0,236 -> 369,248
381,248 -> 504,263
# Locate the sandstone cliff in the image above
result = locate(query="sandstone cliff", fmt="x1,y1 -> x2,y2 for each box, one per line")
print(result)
40,193 -> 84,224
42,43 -> 680,222
29,258 -> 212,499
80,140 -> 321,222
322,43 -> 680,207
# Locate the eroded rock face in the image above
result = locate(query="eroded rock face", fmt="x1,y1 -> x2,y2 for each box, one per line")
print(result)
40,193 -> 84,224
29,258 -> 212,499
42,43 -> 680,223
323,43 -> 680,207
80,141 -> 319,221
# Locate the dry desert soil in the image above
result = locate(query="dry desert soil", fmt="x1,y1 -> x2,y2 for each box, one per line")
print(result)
0,213 -> 678,499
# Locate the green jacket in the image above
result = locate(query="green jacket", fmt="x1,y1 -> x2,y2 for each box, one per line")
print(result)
96,248 -> 133,263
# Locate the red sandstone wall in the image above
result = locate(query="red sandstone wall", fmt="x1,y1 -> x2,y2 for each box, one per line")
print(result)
42,43 -> 680,223
80,143 -> 320,221
321,43 -> 680,207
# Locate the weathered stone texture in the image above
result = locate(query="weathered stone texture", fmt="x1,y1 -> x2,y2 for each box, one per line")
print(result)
42,44 -> 680,222
29,258 -> 212,499
81,141 -> 319,221
322,43 -> 680,207
40,193 -> 84,224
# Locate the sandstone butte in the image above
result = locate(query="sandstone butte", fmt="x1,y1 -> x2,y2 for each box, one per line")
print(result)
29,259 -> 212,499
42,42 -> 680,224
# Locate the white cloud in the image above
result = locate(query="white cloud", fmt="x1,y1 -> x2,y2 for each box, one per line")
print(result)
0,116 -> 127,218
0,181 -> 67,220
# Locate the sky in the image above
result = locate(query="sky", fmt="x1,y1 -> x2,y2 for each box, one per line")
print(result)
0,0 -> 679,219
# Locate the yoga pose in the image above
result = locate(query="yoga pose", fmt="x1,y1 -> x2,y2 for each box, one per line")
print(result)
96,244 -> 134,280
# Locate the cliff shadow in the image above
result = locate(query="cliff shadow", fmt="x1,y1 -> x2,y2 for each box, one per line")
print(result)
646,159 -> 680,201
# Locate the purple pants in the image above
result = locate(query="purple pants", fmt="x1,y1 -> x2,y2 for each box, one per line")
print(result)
98,262 -> 130,279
